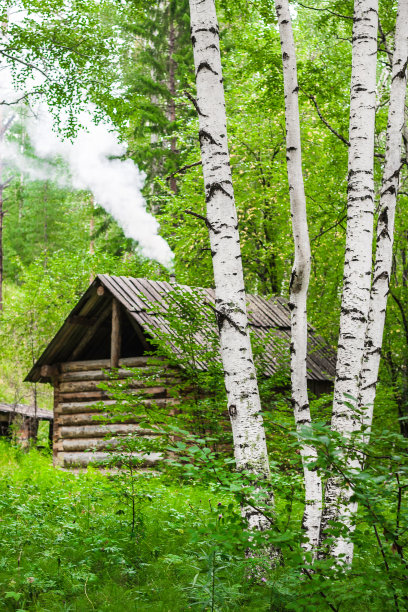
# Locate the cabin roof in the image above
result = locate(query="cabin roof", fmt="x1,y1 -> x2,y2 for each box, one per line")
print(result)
0,403 -> 53,421
25,275 -> 336,384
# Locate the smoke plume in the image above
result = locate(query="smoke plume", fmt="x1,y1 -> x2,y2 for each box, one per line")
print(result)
27,108 -> 173,266
0,68 -> 173,267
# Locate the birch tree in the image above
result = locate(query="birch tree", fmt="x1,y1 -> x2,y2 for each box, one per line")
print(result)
317,0 -> 408,564
326,0 -> 408,563
358,0 -> 408,437
188,0 -> 273,531
317,0 -> 379,563
274,0 -> 322,553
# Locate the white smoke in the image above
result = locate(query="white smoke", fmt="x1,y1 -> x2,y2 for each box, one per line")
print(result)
0,67 -> 173,267
26,108 -> 173,266
0,133 -> 67,184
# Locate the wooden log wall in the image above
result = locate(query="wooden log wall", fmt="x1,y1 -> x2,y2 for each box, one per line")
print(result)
53,356 -> 180,469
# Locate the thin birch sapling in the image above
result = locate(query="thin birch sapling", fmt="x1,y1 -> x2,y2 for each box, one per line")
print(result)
275,0 -> 322,554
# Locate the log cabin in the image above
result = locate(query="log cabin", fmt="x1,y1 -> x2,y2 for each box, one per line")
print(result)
25,275 -> 336,469
0,402 -> 53,446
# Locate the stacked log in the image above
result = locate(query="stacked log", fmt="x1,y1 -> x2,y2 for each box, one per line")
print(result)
53,356 -> 180,468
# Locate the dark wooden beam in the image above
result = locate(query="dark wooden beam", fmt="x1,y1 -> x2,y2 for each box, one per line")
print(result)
70,299 -> 112,361
126,312 -> 150,351
111,298 -> 121,369
68,315 -> 98,327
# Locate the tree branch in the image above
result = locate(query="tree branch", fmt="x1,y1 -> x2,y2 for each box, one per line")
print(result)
311,213 -> 347,243
0,90 -> 42,106
183,89 -> 207,117
0,50 -> 50,79
378,20 -> 393,65
0,177 -> 14,190
389,288 -> 408,347
0,114 -> 15,137
183,208 -> 220,234
297,2 -> 353,20
166,161 -> 202,181
301,88 -> 350,146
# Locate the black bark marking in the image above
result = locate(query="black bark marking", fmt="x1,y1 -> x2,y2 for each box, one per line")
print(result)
378,207 -> 388,226
196,61 -> 218,76
372,270 -> 389,284
206,182 -> 233,203
198,128 -> 218,146
297,417 -> 310,426
194,26 -> 219,36
393,58 -> 408,81
229,404 -> 237,418
184,90 -> 208,117
207,303 -> 246,336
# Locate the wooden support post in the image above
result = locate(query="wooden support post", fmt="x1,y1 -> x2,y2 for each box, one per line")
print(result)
111,298 -> 121,369
15,416 -> 38,448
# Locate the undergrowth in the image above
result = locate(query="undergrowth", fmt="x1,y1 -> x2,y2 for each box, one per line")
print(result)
0,439 -> 406,611
0,442 -> 269,612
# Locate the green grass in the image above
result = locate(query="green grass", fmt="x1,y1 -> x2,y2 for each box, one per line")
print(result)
0,442 -> 272,612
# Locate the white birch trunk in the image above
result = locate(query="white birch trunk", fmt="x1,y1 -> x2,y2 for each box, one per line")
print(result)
359,0 -> 408,437
319,0 -> 378,564
188,0 -> 272,531
275,0 -> 322,553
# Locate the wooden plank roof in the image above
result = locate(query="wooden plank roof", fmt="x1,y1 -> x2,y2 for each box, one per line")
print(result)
0,403 -> 53,421
26,275 -> 336,383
